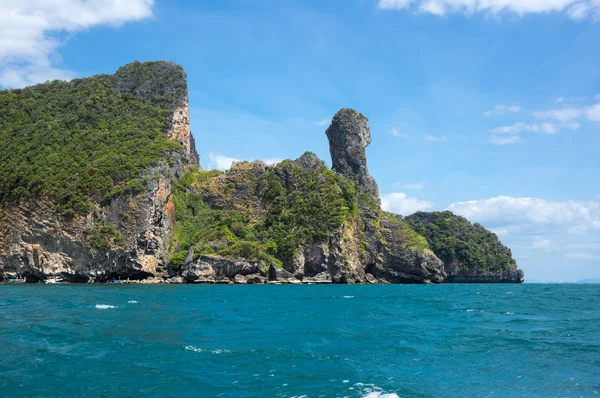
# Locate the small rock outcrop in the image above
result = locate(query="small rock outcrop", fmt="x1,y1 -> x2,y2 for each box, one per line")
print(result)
326,109 -> 380,206
181,255 -> 263,283
405,211 -> 524,283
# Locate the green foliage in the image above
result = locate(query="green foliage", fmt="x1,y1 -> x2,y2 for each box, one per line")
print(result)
405,211 -> 517,274
382,212 -> 430,252
84,222 -> 122,249
169,161 -> 357,267
341,108 -> 368,122
0,61 -> 182,215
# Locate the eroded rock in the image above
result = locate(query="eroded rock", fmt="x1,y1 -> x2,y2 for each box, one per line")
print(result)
325,109 -> 380,206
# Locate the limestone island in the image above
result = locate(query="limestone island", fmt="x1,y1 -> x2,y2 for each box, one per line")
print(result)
0,61 -> 524,284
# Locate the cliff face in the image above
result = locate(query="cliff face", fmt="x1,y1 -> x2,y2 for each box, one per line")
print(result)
0,61 -> 198,281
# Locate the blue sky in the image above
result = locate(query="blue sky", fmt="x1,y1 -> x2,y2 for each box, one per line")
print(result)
1,0 -> 599,282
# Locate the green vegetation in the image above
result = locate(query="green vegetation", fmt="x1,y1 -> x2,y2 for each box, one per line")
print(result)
169,159 -> 358,269
84,222 -> 123,249
340,108 -> 368,122
405,211 -> 517,274
0,61 -> 182,215
382,212 -> 430,252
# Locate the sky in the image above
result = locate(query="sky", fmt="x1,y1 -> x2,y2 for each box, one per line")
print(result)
1,0 -> 599,282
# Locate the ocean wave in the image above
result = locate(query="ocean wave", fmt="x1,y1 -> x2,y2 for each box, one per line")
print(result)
343,296 -> 355,299
95,304 -> 118,309
355,383 -> 400,398
184,345 -> 231,354
127,300 -> 138,304
363,393 -> 400,398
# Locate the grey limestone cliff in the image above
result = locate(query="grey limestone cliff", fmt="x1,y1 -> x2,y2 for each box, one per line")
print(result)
326,109 -> 380,206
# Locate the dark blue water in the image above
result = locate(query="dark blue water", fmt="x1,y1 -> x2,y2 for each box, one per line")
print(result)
1,284 -> 599,397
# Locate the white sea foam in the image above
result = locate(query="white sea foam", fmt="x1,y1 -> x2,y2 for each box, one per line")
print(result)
95,304 -> 117,309
128,300 -> 138,304
363,393 -> 400,398
184,345 -> 231,354
466,309 -> 476,312
355,383 -> 400,398
343,296 -> 355,299
503,312 -> 515,315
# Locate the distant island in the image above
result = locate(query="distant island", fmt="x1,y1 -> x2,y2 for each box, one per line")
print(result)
0,61 -> 524,284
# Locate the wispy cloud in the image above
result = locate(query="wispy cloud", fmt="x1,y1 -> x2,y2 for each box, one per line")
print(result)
0,0 -> 155,88
381,192 -> 433,216
402,182 -> 425,190
390,128 -> 409,138
533,102 -> 600,122
488,119 -> 581,145
376,0 -> 600,21
424,135 -> 446,142
316,119 -> 330,126
568,242 -> 600,250
491,122 -> 562,135
484,104 -> 522,117
568,252 -> 596,260
489,134 -> 522,145
532,237 -> 552,250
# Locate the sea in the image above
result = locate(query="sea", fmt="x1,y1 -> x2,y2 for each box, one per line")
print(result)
1,284 -> 599,397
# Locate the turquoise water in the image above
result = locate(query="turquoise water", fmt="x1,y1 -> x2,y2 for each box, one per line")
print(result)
1,284 -> 599,397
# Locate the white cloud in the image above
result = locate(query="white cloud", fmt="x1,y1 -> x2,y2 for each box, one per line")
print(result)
208,152 -> 240,171
489,134 -> 522,145
533,107 -> 584,122
403,182 -> 425,190
377,0 -> 600,20
555,97 -> 565,103
532,237 -> 551,250
316,119 -> 330,126
0,0 -> 155,88
568,242 -> 600,249
586,103 -> 600,121
488,120 -> 581,144
596,194 -> 600,200
424,135 -> 446,142
263,158 -> 283,166
208,153 -> 283,170
484,104 -> 522,117
448,196 -> 600,234
534,102 -> 600,122
491,122 -> 561,135
490,227 -> 509,236
381,192 -> 433,216
390,128 -> 409,138
568,252 -> 596,260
